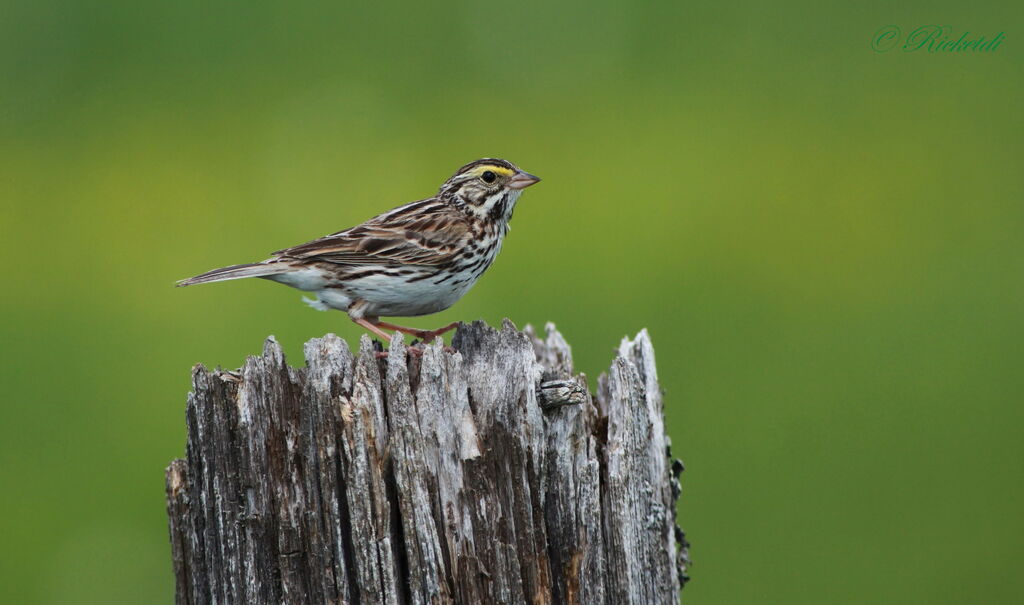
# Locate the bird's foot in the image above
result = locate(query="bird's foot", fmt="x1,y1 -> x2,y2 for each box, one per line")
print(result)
373,344 -> 457,358
355,318 -> 460,357
375,320 -> 460,344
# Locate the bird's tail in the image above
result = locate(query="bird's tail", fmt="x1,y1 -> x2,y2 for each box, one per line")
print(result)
176,262 -> 285,287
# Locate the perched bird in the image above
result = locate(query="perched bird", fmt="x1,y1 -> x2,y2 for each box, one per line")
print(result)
178,158 -> 540,348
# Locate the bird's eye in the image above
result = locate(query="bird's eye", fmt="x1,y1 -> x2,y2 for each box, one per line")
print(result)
481,170 -> 497,183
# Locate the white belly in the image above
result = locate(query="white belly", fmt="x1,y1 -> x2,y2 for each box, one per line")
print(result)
346,270 -> 478,317
298,269 -> 480,318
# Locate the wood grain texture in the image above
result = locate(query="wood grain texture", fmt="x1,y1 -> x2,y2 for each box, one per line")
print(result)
166,320 -> 689,604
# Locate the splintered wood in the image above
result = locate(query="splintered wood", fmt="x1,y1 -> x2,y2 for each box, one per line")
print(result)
166,320 -> 688,604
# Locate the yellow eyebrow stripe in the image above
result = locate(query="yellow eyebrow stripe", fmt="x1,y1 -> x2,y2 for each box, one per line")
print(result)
471,165 -> 514,178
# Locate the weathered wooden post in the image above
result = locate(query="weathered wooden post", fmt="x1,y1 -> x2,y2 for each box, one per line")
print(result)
165,320 -> 689,604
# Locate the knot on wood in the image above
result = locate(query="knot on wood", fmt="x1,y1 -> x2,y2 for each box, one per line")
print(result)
537,379 -> 588,410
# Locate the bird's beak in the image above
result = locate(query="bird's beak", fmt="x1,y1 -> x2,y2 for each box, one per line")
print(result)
508,170 -> 541,190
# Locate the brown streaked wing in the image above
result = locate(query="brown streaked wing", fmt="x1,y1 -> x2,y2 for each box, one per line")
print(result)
273,199 -> 473,267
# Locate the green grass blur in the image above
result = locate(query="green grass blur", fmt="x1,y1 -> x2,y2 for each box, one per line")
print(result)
2,1 -> 1022,603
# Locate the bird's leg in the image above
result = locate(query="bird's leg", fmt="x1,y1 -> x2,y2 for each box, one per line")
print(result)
352,318 -> 397,342
421,321 -> 460,343
373,321 -> 431,341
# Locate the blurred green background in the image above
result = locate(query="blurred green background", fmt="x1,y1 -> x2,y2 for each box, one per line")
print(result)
2,1 -> 1022,603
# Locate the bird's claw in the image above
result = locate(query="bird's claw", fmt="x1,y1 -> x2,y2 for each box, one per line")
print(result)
373,342 -> 457,358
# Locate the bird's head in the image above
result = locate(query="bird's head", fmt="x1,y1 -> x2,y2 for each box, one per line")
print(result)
439,158 -> 540,222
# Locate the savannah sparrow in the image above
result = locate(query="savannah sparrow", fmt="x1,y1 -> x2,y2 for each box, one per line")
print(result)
178,158 -> 540,347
